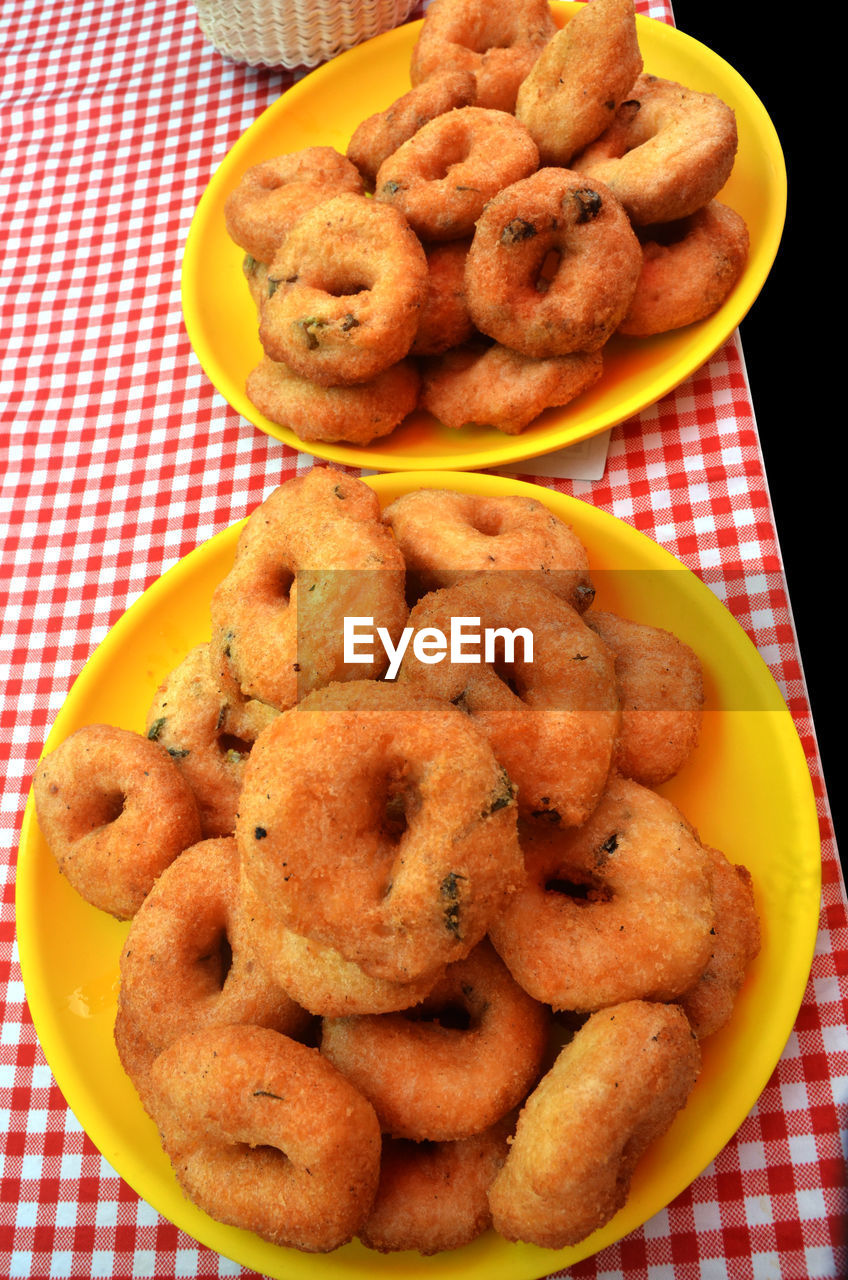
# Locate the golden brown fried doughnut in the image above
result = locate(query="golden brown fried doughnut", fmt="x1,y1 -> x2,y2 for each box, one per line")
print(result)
346,69 -> 477,186
584,610 -> 703,785
33,724 -> 202,919
209,469 -> 408,711
224,147 -> 365,264
515,0 -> 643,165
114,838 -> 311,1110
146,1025 -> 381,1252
398,574 -> 619,826
420,340 -> 603,435
382,487 -> 596,611
618,201 -> 750,335
489,776 -> 716,1011
572,74 -> 738,225
465,167 -> 641,356
239,873 -> 441,1016
145,644 -> 277,837
488,1001 -> 700,1247
374,107 -> 539,241
245,354 -> 420,446
360,1119 -> 512,1254
410,0 -> 556,113
236,680 -> 523,985
322,941 -> 549,1142
258,194 -> 428,385
409,239 -> 475,357
678,845 -> 760,1038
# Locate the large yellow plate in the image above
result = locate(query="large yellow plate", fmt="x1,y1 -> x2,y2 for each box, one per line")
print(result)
17,473 -> 818,1277
182,5 -> 786,471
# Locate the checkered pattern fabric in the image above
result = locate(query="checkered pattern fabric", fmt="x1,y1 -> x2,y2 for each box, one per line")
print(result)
1,1 -> 845,1277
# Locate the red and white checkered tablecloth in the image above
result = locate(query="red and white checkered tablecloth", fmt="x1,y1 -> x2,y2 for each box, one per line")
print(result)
0,1 -> 845,1277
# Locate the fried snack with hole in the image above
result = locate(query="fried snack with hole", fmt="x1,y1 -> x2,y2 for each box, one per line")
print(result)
239,872 -> 442,1017
465,167 -> 641,356
619,201 -> 750,335
209,468 -> 408,711
678,845 -> 760,1038
375,107 -> 539,242
409,239 -> 475,356
114,837 -> 311,1110
572,74 -> 738,226
237,680 -> 523,985
259,194 -> 428,385
144,644 -> 278,837
224,147 -> 365,264
33,723 -> 202,919
584,610 -> 703,785
488,776 -> 715,1011
246,354 -> 420,446
398,573 -> 619,826
347,69 -> 477,186
360,1118 -> 513,1254
410,0 -> 556,113
421,340 -> 603,435
488,1001 -> 700,1247
147,1025 -> 381,1252
382,487 -> 595,611
322,940 -> 549,1141
515,0 -> 643,165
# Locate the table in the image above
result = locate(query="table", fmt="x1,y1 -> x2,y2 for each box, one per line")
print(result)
1,1 -> 845,1277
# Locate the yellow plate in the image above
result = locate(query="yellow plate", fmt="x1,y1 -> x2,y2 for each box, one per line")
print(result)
182,5 -> 786,471
17,473 -> 818,1277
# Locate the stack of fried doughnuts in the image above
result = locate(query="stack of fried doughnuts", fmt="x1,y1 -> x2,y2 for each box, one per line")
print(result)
224,0 -> 750,444
33,469 -> 762,1258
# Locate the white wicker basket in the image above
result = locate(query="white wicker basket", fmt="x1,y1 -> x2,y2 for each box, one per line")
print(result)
193,0 -> 418,68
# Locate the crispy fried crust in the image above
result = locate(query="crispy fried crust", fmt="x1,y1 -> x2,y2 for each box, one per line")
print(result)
347,70 -> 477,186
572,74 -> 738,225
33,723 -> 201,918
488,1001 -> 700,1247
147,1025 -> 382,1252
515,0 -> 643,165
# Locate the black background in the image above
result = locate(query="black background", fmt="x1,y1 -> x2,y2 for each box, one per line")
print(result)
668,5 -> 841,861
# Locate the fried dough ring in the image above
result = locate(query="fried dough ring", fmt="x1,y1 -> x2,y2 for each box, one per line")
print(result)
678,845 -> 760,1038
33,723 -> 201,919
114,838 -> 310,1110
465,167 -> 641,356
382,488 -> 595,611
360,1119 -> 512,1254
322,941 -> 549,1142
618,201 -> 750,336
346,69 -> 477,186
410,0 -> 556,113
145,644 -> 277,837
572,74 -> 739,226
488,776 -> 715,1011
398,574 -> 619,826
245,354 -> 420,446
259,194 -> 428,385
515,0 -> 643,165
146,1025 -> 382,1252
209,469 -> 408,711
420,340 -> 603,435
488,1001 -> 700,1247
584,610 -> 704,785
224,147 -> 365,264
236,681 -> 523,985
375,107 -> 539,242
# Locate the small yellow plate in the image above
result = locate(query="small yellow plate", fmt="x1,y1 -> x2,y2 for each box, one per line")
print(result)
17,473 -> 819,1276
182,5 -> 786,471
